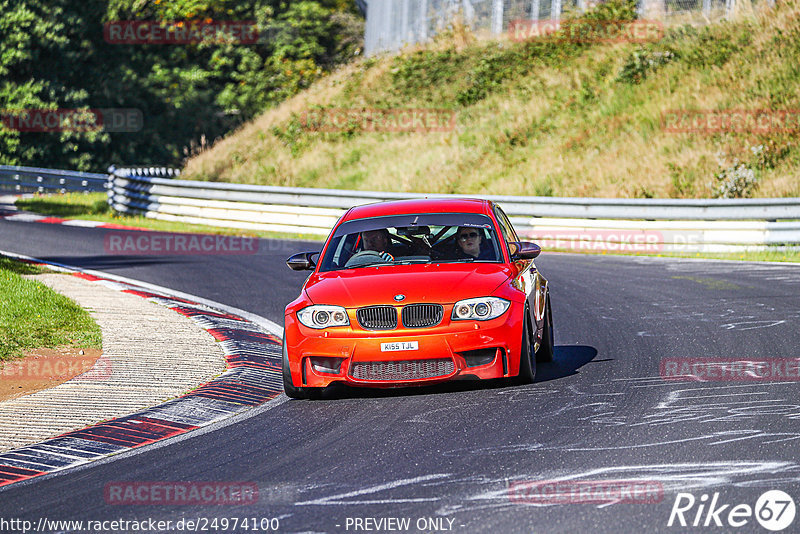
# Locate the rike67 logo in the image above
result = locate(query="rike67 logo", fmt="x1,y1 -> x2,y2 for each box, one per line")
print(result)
668,490 -> 796,531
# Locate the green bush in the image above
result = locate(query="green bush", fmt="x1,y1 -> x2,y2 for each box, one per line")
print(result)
456,45 -> 527,106
709,142 -> 789,198
391,48 -> 466,97
617,47 -> 676,84
673,23 -> 752,68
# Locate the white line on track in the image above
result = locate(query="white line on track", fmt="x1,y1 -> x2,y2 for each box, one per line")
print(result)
0,248 -> 283,336
0,247 -> 290,491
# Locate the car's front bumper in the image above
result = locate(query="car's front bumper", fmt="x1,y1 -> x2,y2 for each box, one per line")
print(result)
284,304 -> 524,389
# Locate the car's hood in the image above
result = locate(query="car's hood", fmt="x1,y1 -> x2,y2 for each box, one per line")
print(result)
304,263 -> 512,307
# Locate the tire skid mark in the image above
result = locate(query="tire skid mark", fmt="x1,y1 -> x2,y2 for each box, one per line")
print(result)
289,462 -> 800,513
0,268 -> 282,489
443,461 -> 800,514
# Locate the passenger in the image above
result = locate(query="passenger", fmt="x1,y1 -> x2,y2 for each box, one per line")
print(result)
455,227 -> 493,260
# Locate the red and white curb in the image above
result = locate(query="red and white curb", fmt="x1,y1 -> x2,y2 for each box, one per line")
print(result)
0,251 -> 284,489
0,195 -> 151,231
1,211 -> 151,231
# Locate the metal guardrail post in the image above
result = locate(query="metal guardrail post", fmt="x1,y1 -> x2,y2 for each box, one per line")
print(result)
725,0 -> 735,18
364,0 -> 773,56
551,0 -> 562,21
491,0 -> 504,34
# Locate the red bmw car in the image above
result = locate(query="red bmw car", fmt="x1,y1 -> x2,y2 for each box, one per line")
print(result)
283,198 -> 553,399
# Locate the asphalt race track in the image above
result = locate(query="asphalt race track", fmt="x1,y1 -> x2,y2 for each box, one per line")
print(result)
1,218 -> 800,533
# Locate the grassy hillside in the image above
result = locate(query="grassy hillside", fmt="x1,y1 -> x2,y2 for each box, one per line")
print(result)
183,0 -> 800,198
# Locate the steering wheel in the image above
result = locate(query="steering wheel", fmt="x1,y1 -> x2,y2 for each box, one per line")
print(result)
345,250 -> 393,268
428,248 -> 448,260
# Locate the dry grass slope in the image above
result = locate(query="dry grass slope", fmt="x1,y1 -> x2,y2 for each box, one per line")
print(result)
183,0 -> 800,199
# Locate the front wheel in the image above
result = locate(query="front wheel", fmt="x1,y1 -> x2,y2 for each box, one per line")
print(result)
282,340 -> 322,400
536,295 -> 554,363
516,308 -> 537,384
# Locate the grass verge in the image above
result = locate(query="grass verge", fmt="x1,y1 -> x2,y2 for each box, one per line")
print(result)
16,193 -> 111,218
0,257 -> 102,361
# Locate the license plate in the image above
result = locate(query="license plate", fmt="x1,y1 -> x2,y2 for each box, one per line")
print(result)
380,341 -> 419,352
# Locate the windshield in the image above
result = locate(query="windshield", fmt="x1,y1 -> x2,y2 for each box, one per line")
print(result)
319,213 -> 503,272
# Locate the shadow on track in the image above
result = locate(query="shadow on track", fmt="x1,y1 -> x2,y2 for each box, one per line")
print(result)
296,345 -> 599,401
534,344 -> 599,383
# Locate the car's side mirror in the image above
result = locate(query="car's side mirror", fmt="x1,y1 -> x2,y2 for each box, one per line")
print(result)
509,242 -> 541,261
286,251 -> 319,271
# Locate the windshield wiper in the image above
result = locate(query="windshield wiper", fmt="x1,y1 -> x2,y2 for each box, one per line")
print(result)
394,259 -> 430,265
346,260 -> 391,269
435,258 -> 475,263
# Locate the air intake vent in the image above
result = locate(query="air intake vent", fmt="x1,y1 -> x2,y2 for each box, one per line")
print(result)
351,359 -> 455,381
459,348 -> 499,368
401,304 -> 444,328
356,306 -> 397,330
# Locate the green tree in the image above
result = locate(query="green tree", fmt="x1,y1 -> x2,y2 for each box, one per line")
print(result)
0,0 -> 363,170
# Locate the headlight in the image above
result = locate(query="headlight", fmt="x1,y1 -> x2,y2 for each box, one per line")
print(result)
297,305 -> 349,329
451,297 -> 510,321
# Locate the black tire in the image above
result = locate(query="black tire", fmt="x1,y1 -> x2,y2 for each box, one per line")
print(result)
517,307 -> 537,384
536,295 -> 554,363
282,340 -> 322,399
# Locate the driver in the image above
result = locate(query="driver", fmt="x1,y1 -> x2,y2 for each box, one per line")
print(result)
362,229 -> 391,253
360,229 -> 394,261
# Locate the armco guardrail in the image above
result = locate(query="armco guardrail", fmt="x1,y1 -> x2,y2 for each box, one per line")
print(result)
108,166 -> 800,253
0,165 -> 107,194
